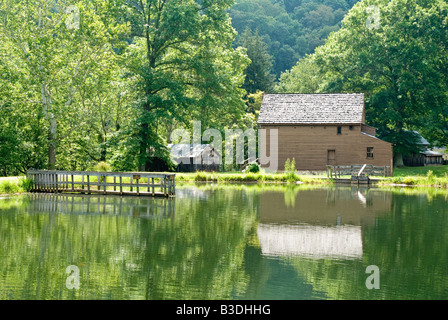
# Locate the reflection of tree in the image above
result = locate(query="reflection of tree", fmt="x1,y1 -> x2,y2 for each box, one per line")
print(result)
137,189 -> 258,299
283,186 -> 300,207
0,189 -> 258,300
2,186 -> 448,300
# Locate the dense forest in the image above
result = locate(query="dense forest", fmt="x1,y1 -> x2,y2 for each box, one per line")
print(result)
229,0 -> 360,78
1,0 -> 447,176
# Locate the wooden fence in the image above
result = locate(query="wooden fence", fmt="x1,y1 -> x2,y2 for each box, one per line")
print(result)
27,170 -> 176,197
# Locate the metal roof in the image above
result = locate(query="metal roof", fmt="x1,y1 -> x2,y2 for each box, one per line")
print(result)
257,93 -> 365,125
420,150 -> 443,156
168,144 -> 218,158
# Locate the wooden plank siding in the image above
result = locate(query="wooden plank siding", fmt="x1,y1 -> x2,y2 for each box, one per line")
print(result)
260,124 -> 393,175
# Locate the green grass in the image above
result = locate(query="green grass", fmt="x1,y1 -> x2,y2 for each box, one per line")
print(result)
0,176 -> 36,194
0,179 -> 22,194
392,166 -> 448,178
176,171 -> 330,185
379,166 -> 448,187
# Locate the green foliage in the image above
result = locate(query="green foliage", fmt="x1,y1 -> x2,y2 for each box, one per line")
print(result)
0,0 -> 251,175
18,176 -> 34,192
123,0 -> 250,171
194,172 -> 209,182
0,181 -> 19,194
275,55 -> 322,93
91,162 -> 112,172
284,158 -> 296,173
0,0 -> 130,173
178,172 -> 325,184
238,28 -> 275,94
379,166 -> 448,187
284,158 -> 299,182
247,163 -> 260,173
229,0 -> 360,77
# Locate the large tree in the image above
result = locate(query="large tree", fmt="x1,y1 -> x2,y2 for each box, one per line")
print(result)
238,28 -> 275,94
122,0 -> 249,171
0,0 -> 127,170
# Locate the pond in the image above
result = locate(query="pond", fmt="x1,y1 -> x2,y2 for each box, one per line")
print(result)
0,184 -> 447,300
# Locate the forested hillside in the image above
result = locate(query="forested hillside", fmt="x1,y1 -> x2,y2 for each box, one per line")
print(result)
229,0 -> 360,77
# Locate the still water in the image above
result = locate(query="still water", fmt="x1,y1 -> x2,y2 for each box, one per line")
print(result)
0,184 -> 447,300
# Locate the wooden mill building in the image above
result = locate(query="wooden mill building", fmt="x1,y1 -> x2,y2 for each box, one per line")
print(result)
257,93 -> 393,175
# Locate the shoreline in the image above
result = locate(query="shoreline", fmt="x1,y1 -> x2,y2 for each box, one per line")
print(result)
1,170 -> 447,196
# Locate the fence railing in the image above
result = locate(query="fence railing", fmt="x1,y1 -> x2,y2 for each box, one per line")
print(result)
27,170 -> 176,197
327,165 -> 391,179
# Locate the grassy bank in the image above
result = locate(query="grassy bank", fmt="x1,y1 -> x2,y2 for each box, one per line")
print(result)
1,166 -> 447,195
0,176 -> 34,195
176,171 -> 330,185
379,166 -> 448,187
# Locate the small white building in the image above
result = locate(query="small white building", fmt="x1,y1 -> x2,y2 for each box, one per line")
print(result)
168,144 -> 220,172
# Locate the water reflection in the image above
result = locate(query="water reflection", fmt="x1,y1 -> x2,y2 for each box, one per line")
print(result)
257,224 -> 363,260
1,185 -> 448,300
26,194 -> 175,218
257,187 -> 392,260
261,186 -> 392,226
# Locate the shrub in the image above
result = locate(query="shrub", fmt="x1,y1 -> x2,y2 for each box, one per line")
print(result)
284,158 -> 299,182
0,181 -> 20,194
18,176 -> 34,192
194,171 -> 208,181
403,177 -> 416,185
426,170 -> 436,185
247,163 -> 260,173
92,161 -> 112,172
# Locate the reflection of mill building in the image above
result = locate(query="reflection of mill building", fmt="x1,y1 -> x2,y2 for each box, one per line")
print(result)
257,188 -> 392,259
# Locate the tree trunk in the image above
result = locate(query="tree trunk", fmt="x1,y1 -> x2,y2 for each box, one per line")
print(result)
41,83 -> 57,170
48,135 -> 56,170
394,153 -> 404,168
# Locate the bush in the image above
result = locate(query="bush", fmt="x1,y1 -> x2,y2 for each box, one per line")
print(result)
194,171 -> 209,181
284,158 -> 299,182
0,181 -> 20,194
426,170 -> 436,184
18,176 -> 34,192
92,161 -> 112,172
284,158 -> 296,173
247,163 -> 260,173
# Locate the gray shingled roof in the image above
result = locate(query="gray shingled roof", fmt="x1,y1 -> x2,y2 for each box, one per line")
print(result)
257,93 -> 365,124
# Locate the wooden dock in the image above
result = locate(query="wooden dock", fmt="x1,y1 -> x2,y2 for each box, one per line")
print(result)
326,164 -> 391,185
27,170 -> 176,197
